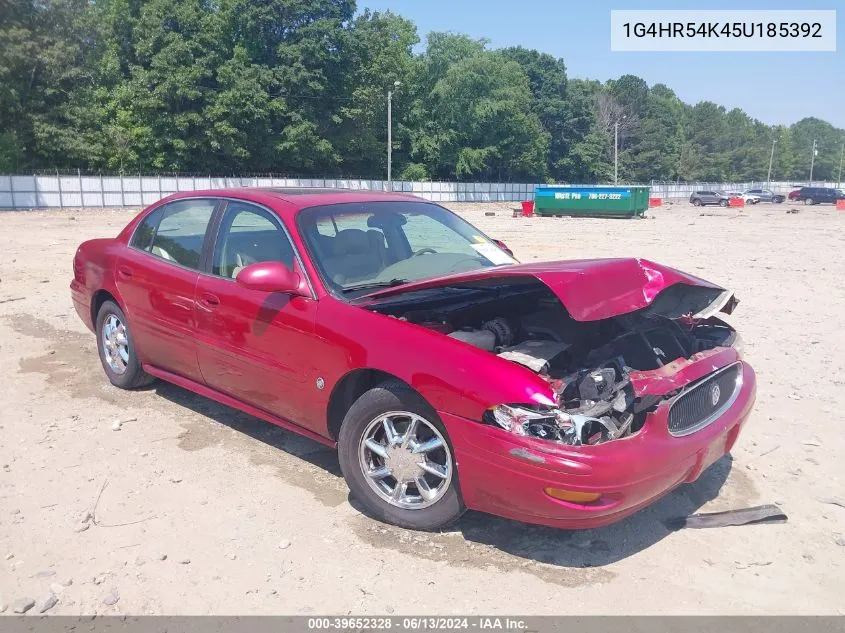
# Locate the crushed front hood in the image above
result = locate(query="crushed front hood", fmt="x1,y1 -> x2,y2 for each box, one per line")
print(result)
360,258 -> 735,322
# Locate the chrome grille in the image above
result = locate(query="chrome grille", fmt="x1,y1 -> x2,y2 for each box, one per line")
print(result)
668,363 -> 742,436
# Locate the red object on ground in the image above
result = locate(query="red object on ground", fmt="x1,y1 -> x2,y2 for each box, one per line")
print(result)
648,197 -> 662,208
521,200 -> 534,217
729,197 -> 745,208
69,187 -> 756,531
836,199 -> 845,210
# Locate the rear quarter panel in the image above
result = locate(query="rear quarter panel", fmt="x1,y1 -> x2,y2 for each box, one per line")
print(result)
71,238 -> 125,331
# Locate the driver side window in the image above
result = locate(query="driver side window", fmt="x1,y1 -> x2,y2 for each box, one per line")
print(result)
403,214 -> 479,257
212,202 -> 295,279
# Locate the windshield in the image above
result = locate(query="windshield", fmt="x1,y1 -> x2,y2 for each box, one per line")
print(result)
297,201 -> 517,298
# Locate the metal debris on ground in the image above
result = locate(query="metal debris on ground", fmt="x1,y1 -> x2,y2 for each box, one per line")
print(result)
664,504 -> 787,530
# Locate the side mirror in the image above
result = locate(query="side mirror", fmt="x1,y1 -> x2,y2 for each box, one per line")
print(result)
493,239 -> 514,258
235,261 -> 302,294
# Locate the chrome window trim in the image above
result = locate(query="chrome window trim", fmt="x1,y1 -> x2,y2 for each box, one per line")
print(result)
667,361 -> 743,438
126,196 -> 318,300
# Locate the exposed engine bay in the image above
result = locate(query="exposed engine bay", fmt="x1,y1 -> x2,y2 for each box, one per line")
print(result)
365,277 -> 739,447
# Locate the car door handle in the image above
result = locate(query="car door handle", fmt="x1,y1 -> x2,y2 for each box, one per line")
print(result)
199,292 -> 220,307
117,266 -> 133,279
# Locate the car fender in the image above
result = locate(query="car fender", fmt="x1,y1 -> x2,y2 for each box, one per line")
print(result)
313,299 -> 557,424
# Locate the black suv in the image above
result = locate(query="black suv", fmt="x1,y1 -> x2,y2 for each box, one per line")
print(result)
794,187 -> 845,205
689,191 -> 729,207
744,188 -> 785,203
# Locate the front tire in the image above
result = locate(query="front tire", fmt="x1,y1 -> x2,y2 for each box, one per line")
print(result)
719,199 -> 729,207
338,382 -> 465,530
95,300 -> 154,389
804,198 -> 814,205
692,199 -> 702,207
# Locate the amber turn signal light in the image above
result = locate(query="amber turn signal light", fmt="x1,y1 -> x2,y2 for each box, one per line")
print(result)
544,487 -> 602,504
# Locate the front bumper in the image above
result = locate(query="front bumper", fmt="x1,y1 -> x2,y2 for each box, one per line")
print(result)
440,361 -> 756,529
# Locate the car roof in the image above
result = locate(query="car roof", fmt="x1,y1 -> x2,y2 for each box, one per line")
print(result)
159,187 -> 426,216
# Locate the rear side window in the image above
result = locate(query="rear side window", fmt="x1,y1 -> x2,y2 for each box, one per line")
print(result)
130,207 -> 163,251
131,199 -> 217,270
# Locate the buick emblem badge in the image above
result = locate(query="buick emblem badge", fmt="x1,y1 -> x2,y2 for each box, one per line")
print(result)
710,384 -> 721,407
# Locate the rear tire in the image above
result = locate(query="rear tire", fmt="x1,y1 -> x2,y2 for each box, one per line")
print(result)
719,199 -> 728,207
805,198 -> 814,205
95,300 -> 154,389
692,199 -> 702,207
338,381 -> 465,531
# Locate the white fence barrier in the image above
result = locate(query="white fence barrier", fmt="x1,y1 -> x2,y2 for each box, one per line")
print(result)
0,175 -> 541,209
0,175 -> 840,209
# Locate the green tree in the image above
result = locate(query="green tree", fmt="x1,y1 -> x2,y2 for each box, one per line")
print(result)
423,51 -> 549,181
556,79 -> 608,183
500,47 -> 568,180
335,10 -> 419,177
790,117 -> 841,182
0,0 -> 98,170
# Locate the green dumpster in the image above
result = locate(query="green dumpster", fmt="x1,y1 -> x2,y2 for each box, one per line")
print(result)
533,185 -> 650,218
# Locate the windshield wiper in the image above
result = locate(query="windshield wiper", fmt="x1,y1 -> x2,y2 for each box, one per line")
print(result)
341,278 -> 409,294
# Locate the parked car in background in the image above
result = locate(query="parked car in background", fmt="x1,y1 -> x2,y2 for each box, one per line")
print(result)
744,189 -> 785,203
728,192 -> 760,205
70,188 -> 755,531
794,187 -> 845,205
690,191 -> 729,207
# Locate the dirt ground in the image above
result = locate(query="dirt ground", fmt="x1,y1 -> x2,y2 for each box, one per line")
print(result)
1,200 -> 843,615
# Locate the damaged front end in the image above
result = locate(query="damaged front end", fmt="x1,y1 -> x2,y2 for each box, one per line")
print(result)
362,263 -> 742,447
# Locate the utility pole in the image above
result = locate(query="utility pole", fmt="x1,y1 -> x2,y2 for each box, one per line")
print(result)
838,139 -> 844,188
386,80 -> 401,191
766,137 -> 777,187
614,115 -> 626,185
809,139 -> 817,185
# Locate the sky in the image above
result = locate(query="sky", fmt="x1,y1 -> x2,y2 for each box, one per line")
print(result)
358,0 -> 844,128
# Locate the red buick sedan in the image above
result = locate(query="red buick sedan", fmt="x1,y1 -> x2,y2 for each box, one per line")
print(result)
71,188 -> 756,530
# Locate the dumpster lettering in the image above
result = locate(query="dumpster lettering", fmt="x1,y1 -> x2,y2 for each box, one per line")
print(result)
534,185 -> 649,218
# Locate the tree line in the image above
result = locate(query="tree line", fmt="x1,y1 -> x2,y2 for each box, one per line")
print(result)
2,0 -> 844,183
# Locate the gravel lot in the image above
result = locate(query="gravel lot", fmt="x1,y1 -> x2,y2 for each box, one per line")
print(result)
1,200 -> 843,615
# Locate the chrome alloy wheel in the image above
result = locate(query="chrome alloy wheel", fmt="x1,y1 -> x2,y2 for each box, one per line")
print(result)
101,313 -> 129,375
358,411 -> 453,510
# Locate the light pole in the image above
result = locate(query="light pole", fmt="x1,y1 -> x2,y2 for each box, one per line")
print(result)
838,139 -> 844,188
766,137 -> 777,187
387,80 -> 401,191
809,139 -> 817,185
614,115 -> 626,185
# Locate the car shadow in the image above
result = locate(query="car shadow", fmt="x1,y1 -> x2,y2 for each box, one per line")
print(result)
149,379 -> 739,567
151,380 -> 343,477
447,454 -> 736,567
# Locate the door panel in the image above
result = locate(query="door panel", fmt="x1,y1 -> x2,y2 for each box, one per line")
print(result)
116,198 -> 218,382
116,248 -> 203,381
194,201 -> 321,430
